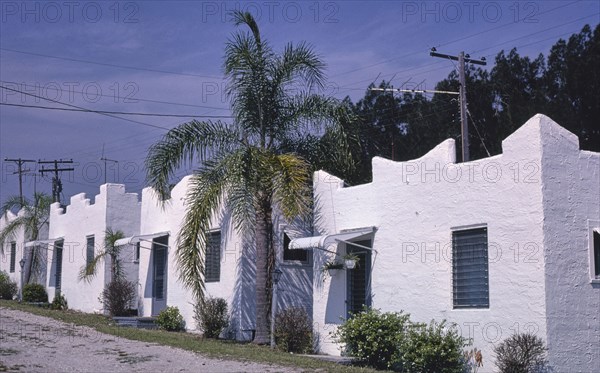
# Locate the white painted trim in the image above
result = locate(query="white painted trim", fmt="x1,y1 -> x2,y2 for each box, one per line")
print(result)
289,227 -> 376,251
115,231 -> 169,247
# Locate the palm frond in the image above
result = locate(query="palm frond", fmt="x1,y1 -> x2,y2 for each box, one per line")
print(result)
145,120 -> 240,201
269,153 -> 311,221
105,228 -> 125,280
176,152 -> 242,305
0,216 -> 27,254
78,251 -> 108,283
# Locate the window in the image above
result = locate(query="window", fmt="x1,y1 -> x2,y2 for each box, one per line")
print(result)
593,230 -> 600,279
86,235 -> 95,267
205,230 -> 221,283
134,242 -> 140,263
9,242 -> 16,273
452,227 -> 489,309
283,233 -> 308,263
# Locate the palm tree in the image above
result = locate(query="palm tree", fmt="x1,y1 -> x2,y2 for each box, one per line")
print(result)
0,192 -> 53,284
145,11 -> 353,344
78,228 -> 126,283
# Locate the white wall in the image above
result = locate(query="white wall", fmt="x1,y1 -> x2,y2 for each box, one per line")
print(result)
46,184 -> 140,313
312,115 -> 570,372
537,115 -> 600,372
0,211 -> 24,287
139,176 -> 314,340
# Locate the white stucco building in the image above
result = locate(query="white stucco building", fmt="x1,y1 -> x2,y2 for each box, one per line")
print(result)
1,208 -> 48,290
291,114 -> 599,372
0,210 -> 25,286
44,184 -> 140,312
128,176 -> 313,338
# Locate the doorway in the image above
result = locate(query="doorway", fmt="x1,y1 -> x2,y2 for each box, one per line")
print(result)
151,235 -> 168,315
346,239 -> 371,317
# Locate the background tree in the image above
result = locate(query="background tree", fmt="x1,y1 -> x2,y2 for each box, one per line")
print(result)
345,24 -> 599,184
145,11 -> 353,344
0,192 -> 52,284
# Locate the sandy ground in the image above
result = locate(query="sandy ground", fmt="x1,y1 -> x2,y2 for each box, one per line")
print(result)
0,307 -> 303,372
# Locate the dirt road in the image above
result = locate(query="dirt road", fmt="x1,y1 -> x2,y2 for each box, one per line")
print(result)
0,307 -> 301,372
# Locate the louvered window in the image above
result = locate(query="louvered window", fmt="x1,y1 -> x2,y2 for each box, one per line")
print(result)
86,236 -> 95,267
453,227 -> 489,308
205,231 -> 221,283
9,242 -> 16,273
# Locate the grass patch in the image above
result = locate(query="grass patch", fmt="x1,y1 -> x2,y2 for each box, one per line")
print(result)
0,300 -> 376,372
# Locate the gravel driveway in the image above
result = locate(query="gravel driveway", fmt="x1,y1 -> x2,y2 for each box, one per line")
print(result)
0,307 -> 302,372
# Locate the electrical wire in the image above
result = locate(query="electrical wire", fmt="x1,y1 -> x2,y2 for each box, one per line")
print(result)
0,102 -> 234,119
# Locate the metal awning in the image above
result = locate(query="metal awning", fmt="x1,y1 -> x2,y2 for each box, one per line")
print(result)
114,231 -> 169,247
289,227 -> 375,250
24,238 -> 63,247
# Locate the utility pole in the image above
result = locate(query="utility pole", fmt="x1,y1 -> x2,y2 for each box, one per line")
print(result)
100,157 -> 119,184
430,48 -> 486,162
38,159 -> 75,204
4,158 -> 37,204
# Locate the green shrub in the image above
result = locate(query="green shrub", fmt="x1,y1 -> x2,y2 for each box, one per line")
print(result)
194,297 -> 229,338
156,306 -> 185,332
494,333 -> 547,373
333,308 -> 410,370
0,271 -> 18,300
22,283 -> 48,302
394,320 -> 467,373
99,279 -> 136,316
274,307 -> 313,353
50,293 -> 68,310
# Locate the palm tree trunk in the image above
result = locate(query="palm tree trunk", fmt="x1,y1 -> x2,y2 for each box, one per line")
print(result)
253,192 -> 274,344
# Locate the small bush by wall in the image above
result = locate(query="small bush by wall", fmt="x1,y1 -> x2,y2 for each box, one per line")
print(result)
99,279 -> 136,316
333,308 -> 411,369
334,308 -> 470,372
274,307 -> 313,353
50,293 -> 68,310
194,297 -> 229,338
0,271 -> 18,300
494,333 -> 547,373
394,320 -> 467,373
22,283 -> 48,303
156,306 -> 185,332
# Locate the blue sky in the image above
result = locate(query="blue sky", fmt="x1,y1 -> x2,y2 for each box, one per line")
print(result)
1,0 -> 598,206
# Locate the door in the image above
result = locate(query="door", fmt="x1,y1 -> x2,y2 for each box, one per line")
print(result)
55,240 -> 64,293
346,240 -> 372,318
151,236 -> 168,315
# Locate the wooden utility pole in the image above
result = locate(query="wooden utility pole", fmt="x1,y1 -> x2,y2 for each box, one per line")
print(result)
100,157 -> 119,184
429,48 -> 486,162
38,159 -> 74,204
4,158 -> 36,204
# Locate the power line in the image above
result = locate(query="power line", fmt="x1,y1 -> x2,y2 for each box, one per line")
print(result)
0,80 -> 230,111
0,48 -> 224,80
0,102 -> 234,119
0,84 -> 171,131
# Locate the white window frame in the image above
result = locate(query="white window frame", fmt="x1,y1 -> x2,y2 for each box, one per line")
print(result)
451,224 -> 490,309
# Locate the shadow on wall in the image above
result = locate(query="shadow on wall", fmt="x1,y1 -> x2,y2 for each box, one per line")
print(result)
229,232 -> 256,341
